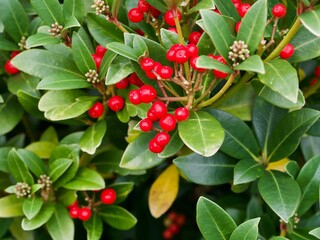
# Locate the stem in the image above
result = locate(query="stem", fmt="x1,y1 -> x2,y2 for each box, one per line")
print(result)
194,77 -> 217,105
263,18 -> 279,51
162,81 -> 181,97
158,96 -> 188,102
115,23 -> 128,33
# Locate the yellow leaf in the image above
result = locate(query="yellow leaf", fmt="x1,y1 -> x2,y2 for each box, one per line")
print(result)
148,164 -> 179,218
266,158 -> 289,172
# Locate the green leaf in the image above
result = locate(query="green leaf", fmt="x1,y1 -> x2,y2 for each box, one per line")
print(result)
7,73 -> 40,97
174,152 -> 237,185
106,43 -> 137,61
300,136 -> 320,161
17,149 -> 47,179
0,35 -> 19,51
83,214 -> 103,240
229,218 -> 260,240
133,35 -> 148,58
234,159 -> 264,185
26,33 -> 61,48
46,203 -> 74,240
63,0 -> 84,25
17,91 -> 44,119
213,0 -> 240,21
188,0 -> 216,15
246,196 -> 263,219
0,195 -> 24,217
99,205 -> 137,230
0,147 -> 11,173
79,121 -> 107,155
267,108 -> 320,162
196,197 -> 237,240
99,50 -> 117,79
72,32 -> 96,74
206,109 -> 260,160
22,203 -> 55,230
120,133 -> 165,170
234,55 -> 265,74
23,197 -> 43,220
196,55 -> 233,73
160,28 -> 179,49
286,161 -> 300,179
37,73 -> 89,90
49,158 -> 73,182
178,111 -> 224,157
30,0 -> 64,26
258,59 -> 299,103
87,13 -> 123,45
296,155 -> 320,215
7,148 -> 34,185
287,230 -> 319,240
105,62 -> 134,85
299,9 -> 320,37
64,168 -> 105,191
107,182 -> 134,205
159,129 -> 184,158
40,126 -> 59,144
25,141 -> 57,159
56,189 -> 77,207
0,0 -> 29,42
258,171 -> 301,222
309,227 -> 320,239
197,32 -> 216,55
237,0 -> 267,53
200,9 -> 234,62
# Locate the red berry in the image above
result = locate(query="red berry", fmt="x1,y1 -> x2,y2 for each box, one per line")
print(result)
137,0 -> 150,13
314,66 -> 320,77
78,208 -> 91,221
4,59 -> 19,75
69,207 -> 79,219
139,85 -> 157,103
108,96 -> 125,112
128,8 -> 144,23
279,43 -> 294,59
167,212 -> 178,221
272,4 -> 287,18
153,62 -> 163,74
95,45 -> 107,56
171,44 -> 185,51
159,66 -> 173,79
174,48 -> 189,64
154,132 -> 170,146
140,57 -> 155,71
186,43 -> 199,58
168,28 -> 178,34
190,57 -> 205,73
164,9 -> 181,26
150,7 -> 161,18
129,89 -> 142,105
168,223 -> 180,235
149,138 -> 165,153
145,70 -> 157,79
128,73 -> 144,87
235,21 -> 241,33
176,214 -> 186,225
232,0 -> 242,8
174,107 -> 190,121
67,200 -> 79,210
150,101 -> 168,120
135,29 -> 145,36
162,229 -> 173,239
159,114 -> 176,131
213,8 -> 221,15
92,54 -> 102,70
140,118 -> 153,132
188,31 -> 202,45
88,102 -> 104,118
147,109 -> 159,121
212,56 -> 229,79
10,50 -> 20,58
310,77 -> 318,86
100,188 -> 117,205
166,49 -> 177,62
238,3 -> 251,17
115,78 -> 130,89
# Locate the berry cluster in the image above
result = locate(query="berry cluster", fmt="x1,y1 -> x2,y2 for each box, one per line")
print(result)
92,45 -> 107,70
127,0 -> 160,23
91,0 -> 109,15
4,51 -> 20,75
163,211 -> 186,239
228,40 -> 250,67
140,57 -> 173,80
37,174 -> 52,192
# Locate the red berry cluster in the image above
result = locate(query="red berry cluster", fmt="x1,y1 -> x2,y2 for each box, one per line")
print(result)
162,211 -> 186,239
166,43 -> 199,67
230,0 -> 251,33
4,51 -> 20,75
140,57 -> 174,80
116,73 -> 145,89
92,45 -> 107,70
127,0 -> 160,23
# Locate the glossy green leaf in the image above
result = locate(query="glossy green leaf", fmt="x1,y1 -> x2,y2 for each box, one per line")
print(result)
99,50 -> 117,79
300,136 -> 320,161
146,0 -> 167,12
188,0 -> 215,14
46,203 -> 74,240
26,33 -> 61,48
17,149 -> 46,178
120,133 -> 165,170
200,9 -> 234,62
106,42 -> 137,61
286,161 -> 300,179
159,129 -> 184,158
299,9 -> 320,37
22,203 -> 55,230
56,189 -> 77,207
296,155 -> 320,215
174,152 -> 237,185
267,108 -> 320,162
72,32 -> 96,74
196,197 -> 237,240
0,195 -> 24,218
269,237 -> 289,240
178,111 -> 224,157
309,227 -> 320,239
160,28 -> 179,49
196,55 -> 233,73
258,59 -> 299,103
0,147 -> 11,173
107,182 -> 134,205
0,35 -> 20,51
83,214 -> 103,240
287,230 -> 319,240
105,62 -> 133,85
7,73 -> 40,97
64,0 -> 84,25
23,197 -> 43,220
233,159 -> 264,185
99,205 -> 137,230
17,91 -> 44,119
230,218 -> 260,240
80,121 -> 106,155
49,158 -> 73,182
63,167 -> 105,191
234,55 -> 265,74
246,196 -> 263,219
197,32 -> 215,55
40,126 -> 59,144
258,171 -> 301,222
133,35 -> 148,58
30,0 -> 64,26
25,141 -> 57,159
213,0 -> 240,21
237,0 -> 267,53
37,73 -> 89,90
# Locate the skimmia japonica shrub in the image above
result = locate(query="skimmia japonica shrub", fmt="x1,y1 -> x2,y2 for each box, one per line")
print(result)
0,0 -> 320,239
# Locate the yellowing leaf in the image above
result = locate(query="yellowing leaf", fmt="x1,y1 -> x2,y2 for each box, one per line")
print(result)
148,164 -> 179,218
266,158 -> 289,172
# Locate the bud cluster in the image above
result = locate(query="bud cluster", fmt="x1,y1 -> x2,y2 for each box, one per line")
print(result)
14,182 -> 31,198
85,69 -> 99,83
18,36 -> 27,50
91,0 -> 109,15
37,174 -> 52,191
48,22 -> 63,37
228,40 -> 250,67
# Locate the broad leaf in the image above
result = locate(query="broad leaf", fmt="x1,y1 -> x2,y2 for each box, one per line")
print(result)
188,0 -> 216,14
0,195 -> 24,218
230,218 -> 260,240
22,203 -> 55,230
160,28 -> 179,49
309,227 -> 320,239
30,0 -> 64,26
258,171 -> 301,222
196,55 -> 233,73
106,43 -> 137,61
212,0 -> 240,21
174,152 -> 237,185
299,9 -> 320,37
37,73 -> 89,90
7,73 -> 40,97
105,62 -> 134,85
178,111 -> 224,157
234,55 -> 265,74
133,35 -> 148,58
99,206 -> 137,230
23,197 -> 43,220
49,158 -> 73,182
40,127 -> 58,144
233,159 -> 264,185
300,136 -> 320,161
83,214 -> 103,240
0,35 -> 18,51
25,141 -> 57,159
64,0 -> 84,25
17,91 -> 44,119
159,130 -> 184,158
26,33 -> 61,48
99,50 -> 117,79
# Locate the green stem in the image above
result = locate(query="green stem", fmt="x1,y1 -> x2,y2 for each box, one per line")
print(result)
79,152 -> 92,167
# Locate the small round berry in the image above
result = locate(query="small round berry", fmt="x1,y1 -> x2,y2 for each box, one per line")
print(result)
153,62 -> 163,75
10,50 -> 20,58
166,49 -> 176,62
128,73 -> 144,87
150,101 -> 168,120
186,43 -> 199,58
314,66 -> 320,77
145,70 -> 157,79
190,57 -> 205,73
174,107 -> 190,121
140,118 -> 153,132
279,43 -> 294,59
92,54 -> 102,70
69,207 -> 79,219
128,8 -> 144,23
88,102 -> 104,118
168,28 -> 178,34
115,78 -> 130,89
140,57 -> 155,71
168,223 -> 180,235
176,214 -> 186,225
78,208 -> 92,221
162,228 -> 174,239
188,31 -> 202,45
272,4 -> 287,18
164,9 -> 182,26
310,77 -> 318,86
238,3 -> 251,17
129,89 -> 142,105
174,48 -> 189,64
232,0 -> 242,9
147,109 -> 158,121
159,114 -> 177,132
139,84 -> 157,103
150,7 -> 161,18
137,0 -> 150,13
95,45 -> 107,56
235,21 -> 241,33
108,96 -> 125,112
135,29 -> 145,36
4,60 -> 19,75
167,211 -> 178,221
159,66 -> 173,79
100,188 -> 117,205
149,138 -> 165,153
68,200 -> 79,210
154,132 -> 171,146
